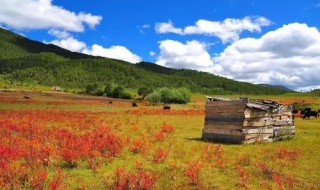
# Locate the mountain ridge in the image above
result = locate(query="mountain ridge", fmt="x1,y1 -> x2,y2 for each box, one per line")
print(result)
0,28 -> 292,95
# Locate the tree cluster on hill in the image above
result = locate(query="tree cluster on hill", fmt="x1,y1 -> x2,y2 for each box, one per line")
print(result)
0,28 -> 292,97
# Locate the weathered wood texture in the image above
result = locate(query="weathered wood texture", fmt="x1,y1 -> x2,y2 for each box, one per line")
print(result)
202,98 -> 294,144
202,132 -> 244,144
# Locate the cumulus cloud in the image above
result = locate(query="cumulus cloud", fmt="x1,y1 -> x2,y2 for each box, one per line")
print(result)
212,23 -> 320,90
82,44 -> 142,64
0,0 -> 102,32
47,37 -> 142,63
155,17 -> 271,43
155,23 -> 320,90
49,37 -> 87,52
48,29 -> 70,39
156,40 -> 214,71
155,20 -> 183,35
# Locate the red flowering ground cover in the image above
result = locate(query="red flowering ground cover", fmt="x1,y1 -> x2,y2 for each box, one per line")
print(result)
0,91 -> 319,189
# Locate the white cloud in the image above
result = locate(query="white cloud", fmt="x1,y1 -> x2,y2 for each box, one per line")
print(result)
138,24 -> 151,34
155,17 -> 271,43
83,44 -> 142,64
156,40 -> 214,71
78,12 -> 102,29
47,37 -> 142,63
149,51 -> 156,56
49,37 -> 87,52
155,23 -> 320,90
212,23 -> 320,90
142,24 -> 150,28
155,20 -> 183,35
48,29 -> 70,39
0,0 -> 102,32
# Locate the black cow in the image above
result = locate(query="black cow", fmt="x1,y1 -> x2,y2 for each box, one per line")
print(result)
304,108 -> 312,112
304,111 -> 318,119
163,105 -> 170,110
132,102 -> 137,107
24,96 -> 31,99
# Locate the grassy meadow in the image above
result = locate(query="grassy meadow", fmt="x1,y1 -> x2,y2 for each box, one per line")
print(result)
0,90 -> 319,189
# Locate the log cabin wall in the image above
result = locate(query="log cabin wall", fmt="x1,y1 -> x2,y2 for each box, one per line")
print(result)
202,98 -> 295,144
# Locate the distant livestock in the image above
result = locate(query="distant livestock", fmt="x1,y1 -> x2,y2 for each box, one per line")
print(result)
163,105 -> 171,110
303,111 -> 318,119
132,102 -> 137,107
24,96 -> 30,99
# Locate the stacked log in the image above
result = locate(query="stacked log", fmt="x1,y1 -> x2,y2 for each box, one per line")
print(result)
203,98 -> 247,143
202,98 -> 295,144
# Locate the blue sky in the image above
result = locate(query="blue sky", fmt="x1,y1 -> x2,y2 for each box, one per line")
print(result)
0,0 -> 320,91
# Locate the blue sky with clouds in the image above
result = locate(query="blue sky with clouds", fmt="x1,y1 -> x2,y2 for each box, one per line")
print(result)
0,0 -> 319,91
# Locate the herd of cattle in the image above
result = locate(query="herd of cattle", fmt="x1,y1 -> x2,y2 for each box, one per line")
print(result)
292,108 -> 320,119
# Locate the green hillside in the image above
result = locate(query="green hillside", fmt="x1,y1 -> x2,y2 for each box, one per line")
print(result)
0,28 -> 291,95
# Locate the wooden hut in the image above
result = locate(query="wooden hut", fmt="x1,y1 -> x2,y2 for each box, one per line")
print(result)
202,97 -> 294,144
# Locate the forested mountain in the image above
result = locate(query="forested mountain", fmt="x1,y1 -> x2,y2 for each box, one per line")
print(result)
0,28 -> 291,95
258,84 -> 294,92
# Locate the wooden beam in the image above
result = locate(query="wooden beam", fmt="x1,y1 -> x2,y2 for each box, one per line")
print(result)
202,128 -> 243,136
242,127 -> 273,134
243,117 -> 275,127
204,124 -> 243,130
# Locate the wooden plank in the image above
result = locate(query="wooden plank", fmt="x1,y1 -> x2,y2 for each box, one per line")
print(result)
244,137 -> 273,144
242,127 -> 273,134
243,117 -> 275,127
244,133 -> 274,144
202,133 -> 244,144
202,128 -> 243,136
274,120 -> 293,125
206,104 -> 247,110
205,117 -> 244,123
204,124 -> 243,130
205,113 -> 244,119
244,109 -> 274,118
274,126 -> 295,130
206,108 -> 245,114
204,121 -> 243,126
206,99 -> 247,107
245,133 -> 273,139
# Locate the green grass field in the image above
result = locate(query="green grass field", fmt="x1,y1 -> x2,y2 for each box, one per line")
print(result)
0,91 -> 319,189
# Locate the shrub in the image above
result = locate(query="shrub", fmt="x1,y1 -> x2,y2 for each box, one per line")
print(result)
120,91 -> 132,99
146,92 -> 161,105
149,87 -> 191,104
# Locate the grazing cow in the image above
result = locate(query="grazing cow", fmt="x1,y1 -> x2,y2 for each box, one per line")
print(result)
24,96 -> 30,99
109,101 -> 113,104
132,102 -> 137,107
163,105 -> 170,110
304,111 -> 318,119
304,108 -> 312,112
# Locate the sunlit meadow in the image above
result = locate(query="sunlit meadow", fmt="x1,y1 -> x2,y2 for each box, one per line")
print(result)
0,91 -> 319,189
